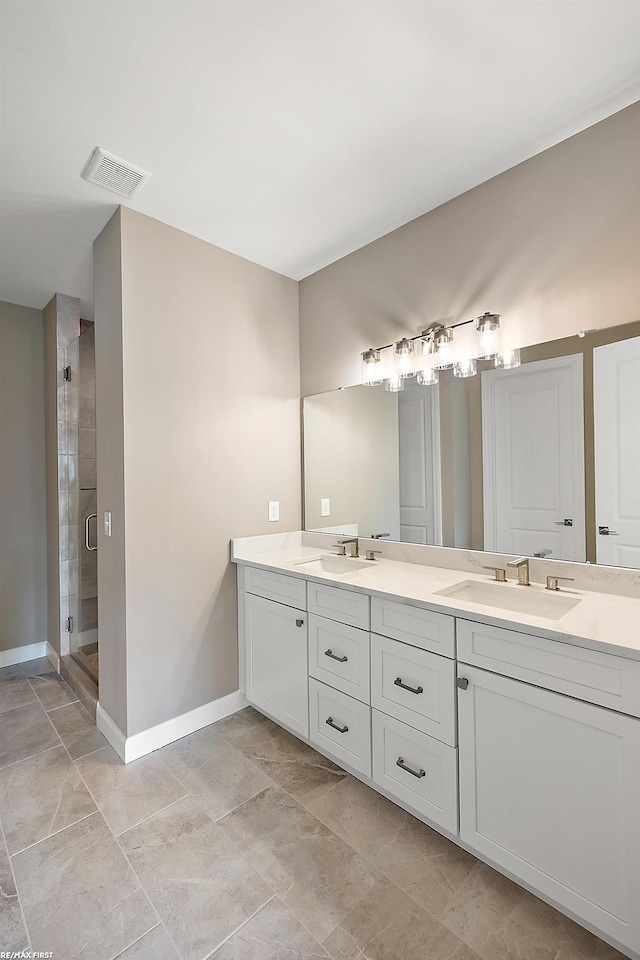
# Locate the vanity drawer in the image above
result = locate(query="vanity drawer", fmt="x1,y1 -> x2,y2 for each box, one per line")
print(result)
245,567 -> 307,611
371,634 -> 456,745
308,581 -> 370,630
308,615 -> 370,703
372,709 -> 458,835
371,597 -> 455,658
309,679 -> 372,777
457,619 -> 640,717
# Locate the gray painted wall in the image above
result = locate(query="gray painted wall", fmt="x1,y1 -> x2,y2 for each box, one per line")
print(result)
0,300 -> 46,654
94,207 -> 301,737
299,100 -> 640,397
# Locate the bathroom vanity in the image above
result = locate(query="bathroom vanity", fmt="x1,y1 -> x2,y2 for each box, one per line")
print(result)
232,533 -> 640,960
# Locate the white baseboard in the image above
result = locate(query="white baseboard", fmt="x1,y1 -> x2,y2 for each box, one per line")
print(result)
0,641 -> 48,669
46,643 -> 60,672
97,690 -> 249,764
96,703 -> 127,761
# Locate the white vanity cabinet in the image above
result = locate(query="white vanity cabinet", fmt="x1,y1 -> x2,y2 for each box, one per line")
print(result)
457,621 -> 640,955
369,598 -> 458,833
237,557 -> 640,958
306,583 -> 373,775
244,574 -> 309,738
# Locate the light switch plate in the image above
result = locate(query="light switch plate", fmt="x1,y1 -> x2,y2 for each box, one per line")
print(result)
104,512 -> 112,537
268,501 -> 279,522
321,498 -> 330,517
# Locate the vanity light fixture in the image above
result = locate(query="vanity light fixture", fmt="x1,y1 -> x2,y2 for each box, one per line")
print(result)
432,328 -> 455,370
361,347 -> 383,386
385,373 -> 404,392
475,312 -> 501,358
394,338 -> 416,378
417,366 -> 439,386
453,358 -> 477,378
495,347 -> 521,369
360,312 -> 511,388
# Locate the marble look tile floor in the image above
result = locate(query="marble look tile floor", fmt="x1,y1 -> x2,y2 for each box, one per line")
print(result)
0,659 -> 629,960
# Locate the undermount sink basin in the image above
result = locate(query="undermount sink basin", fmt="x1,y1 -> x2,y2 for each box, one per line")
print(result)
434,580 -> 581,620
292,554 -> 371,576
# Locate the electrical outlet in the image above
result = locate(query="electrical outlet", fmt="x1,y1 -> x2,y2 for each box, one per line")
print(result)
268,501 -> 279,522
321,498 -> 330,517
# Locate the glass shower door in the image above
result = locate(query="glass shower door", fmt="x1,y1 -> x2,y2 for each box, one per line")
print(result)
67,324 -> 98,685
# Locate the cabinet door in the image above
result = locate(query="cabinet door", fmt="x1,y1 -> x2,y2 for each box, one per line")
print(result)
458,665 -> 640,954
244,593 -> 309,737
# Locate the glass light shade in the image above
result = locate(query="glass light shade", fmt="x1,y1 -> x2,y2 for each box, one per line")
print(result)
475,313 -> 501,359
417,366 -> 439,386
361,348 -> 383,386
453,358 -> 477,378
496,348 -> 521,369
385,373 -> 404,392
393,339 -> 416,378
477,327 -> 498,358
433,328 -> 454,369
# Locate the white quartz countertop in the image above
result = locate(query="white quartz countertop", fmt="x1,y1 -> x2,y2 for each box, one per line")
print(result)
232,541 -> 640,662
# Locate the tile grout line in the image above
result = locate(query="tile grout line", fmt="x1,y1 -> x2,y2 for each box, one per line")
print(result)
0,741 -> 63,775
108,825 -> 185,960
210,785 -> 361,951
25,673 -> 80,713
64,763 -> 181,960
0,815 -> 31,952
203,894 -> 279,959
8,808 -> 100,859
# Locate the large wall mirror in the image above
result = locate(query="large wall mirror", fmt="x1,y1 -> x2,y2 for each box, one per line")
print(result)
303,320 -> 640,569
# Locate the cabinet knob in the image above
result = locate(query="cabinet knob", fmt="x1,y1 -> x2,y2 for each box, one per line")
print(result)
295,618 -> 304,627
457,677 -> 469,690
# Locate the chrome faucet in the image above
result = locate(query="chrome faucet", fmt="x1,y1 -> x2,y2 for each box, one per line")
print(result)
337,538 -> 359,558
508,557 -> 530,586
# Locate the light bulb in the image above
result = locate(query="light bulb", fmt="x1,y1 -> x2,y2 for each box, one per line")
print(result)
496,348 -> 521,369
417,367 -> 439,386
433,328 -> 454,369
475,312 -> 501,359
385,373 -> 404,392
394,339 -> 415,378
361,348 -> 383,386
453,358 -> 477,378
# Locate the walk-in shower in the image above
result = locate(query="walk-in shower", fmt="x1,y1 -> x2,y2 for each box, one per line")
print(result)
63,322 -> 98,685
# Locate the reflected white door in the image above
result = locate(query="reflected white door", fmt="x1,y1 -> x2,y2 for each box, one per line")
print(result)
398,379 -> 441,544
482,355 -> 585,560
594,336 -> 640,567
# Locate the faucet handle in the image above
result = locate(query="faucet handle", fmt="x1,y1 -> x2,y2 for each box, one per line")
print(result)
546,575 -> 575,592
332,543 -> 347,556
365,549 -> 382,561
483,565 -> 507,582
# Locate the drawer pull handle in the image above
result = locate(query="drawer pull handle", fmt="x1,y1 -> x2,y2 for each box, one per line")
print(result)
396,757 -> 425,779
394,677 -> 423,695
325,649 -> 348,663
296,619 -> 304,627
326,716 -> 349,734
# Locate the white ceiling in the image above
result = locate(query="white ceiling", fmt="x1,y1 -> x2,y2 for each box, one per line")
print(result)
2,1 -> 640,319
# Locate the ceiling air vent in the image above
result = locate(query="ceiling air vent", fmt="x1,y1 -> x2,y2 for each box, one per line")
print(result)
81,147 -> 151,199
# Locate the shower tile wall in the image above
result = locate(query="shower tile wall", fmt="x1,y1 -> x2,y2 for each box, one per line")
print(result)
58,326 -> 79,656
